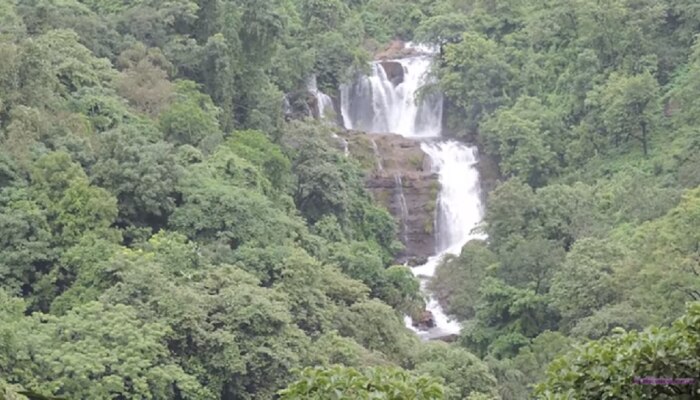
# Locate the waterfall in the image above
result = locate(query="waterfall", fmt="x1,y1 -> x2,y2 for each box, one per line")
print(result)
341,43 -> 485,339
309,75 -> 349,156
340,54 -> 443,137
394,173 -> 409,245
308,75 -> 335,119
410,142 -> 486,339
421,142 -> 486,255
282,95 -> 293,117
333,133 -> 349,157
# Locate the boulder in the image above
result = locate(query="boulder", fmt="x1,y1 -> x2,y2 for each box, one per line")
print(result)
406,256 -> 429,267
380,61 -> 405,86
414,310 -> 436,330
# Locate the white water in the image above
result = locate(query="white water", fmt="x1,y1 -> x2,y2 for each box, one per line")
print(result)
308,75 -> 335,119
340,53 -> 442,138
409,142 -> 486,339
309,75 -> 349,156
340,44 -> 485,339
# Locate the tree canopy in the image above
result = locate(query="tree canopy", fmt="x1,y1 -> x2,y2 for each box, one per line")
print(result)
2,0 -> 700,398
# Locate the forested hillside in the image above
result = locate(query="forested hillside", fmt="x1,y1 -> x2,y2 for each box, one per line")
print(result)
0,0 -> 698,399
425,0 -> 700,398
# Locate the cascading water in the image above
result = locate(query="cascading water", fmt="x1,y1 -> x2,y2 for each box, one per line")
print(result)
410,142 -> 486,339
423,142 -> 486,255
308,75 -> 335,119
341,43 -> 485,339
340,53 -> 443,137
309,75 -> 349,156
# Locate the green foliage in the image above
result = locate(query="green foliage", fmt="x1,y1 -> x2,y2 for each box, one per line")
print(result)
31,29 -> 114,95
169,180 -> 303,249
376,265 -> 423,316
3,0 -> 700,398
535,302 -> 700,399
619,187 -> 700,325
414,342 -> 500,400
415,13 -> 470,46
282,121 -> 400,260
0,2 -> 440,392
592,71 -> 661,155
549,238 -> 622,332
159,80 -> 221,147
439,31 -> 514,133
0,186 -> 56,297
279,365 -> 444,400
335,299 -> 417,364
51,179 -> 117,245
0,291 -> 209,399
227,130 -> 292,191
480,97 -> 560,187
90,121 -> 184,227
430,241 -> 496,320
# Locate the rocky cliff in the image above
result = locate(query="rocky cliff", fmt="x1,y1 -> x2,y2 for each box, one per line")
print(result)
341,131 -> 439,264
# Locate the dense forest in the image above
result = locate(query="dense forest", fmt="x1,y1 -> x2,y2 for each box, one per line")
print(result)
0,0 -> 699,399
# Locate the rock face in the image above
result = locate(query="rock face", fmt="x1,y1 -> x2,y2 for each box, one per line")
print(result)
375,40 -> 421,60
283,90 -> 314,120
342,132 -> 439,262
379,61 -> 405,86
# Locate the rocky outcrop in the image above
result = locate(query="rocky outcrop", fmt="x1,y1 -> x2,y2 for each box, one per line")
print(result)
380,61 -> 405,86
474,144 -> 501,199
414,311 -> 436,330
430,334 -> 458,343
283,90 -> 315,120
375,40 -> 421,60
341,132 -> 439,262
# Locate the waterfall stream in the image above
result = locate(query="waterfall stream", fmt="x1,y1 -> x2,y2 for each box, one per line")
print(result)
340,44 -> 485,339
308,75 -> 334,119
310,75 -> 349,156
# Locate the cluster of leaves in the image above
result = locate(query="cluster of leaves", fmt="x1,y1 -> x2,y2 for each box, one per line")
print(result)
278,365 -> 444,400
535,302 -> 700,399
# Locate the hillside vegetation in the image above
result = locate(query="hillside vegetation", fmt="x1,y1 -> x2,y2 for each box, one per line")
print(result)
1,0 -> 699,399
427,0 -> 700,398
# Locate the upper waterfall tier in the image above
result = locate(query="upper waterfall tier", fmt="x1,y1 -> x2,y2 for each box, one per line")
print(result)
340,54 -> 443,138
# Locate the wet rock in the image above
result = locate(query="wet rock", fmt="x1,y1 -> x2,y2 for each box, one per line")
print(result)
375,40 -> 406,60
375,40 -> 421,60
406,256 -> 429,267
414,311 -> 436,330
430,334 -> 459,343
283,90 -> 315,120
342,132 -> 439,261
380,61 -> 405,86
